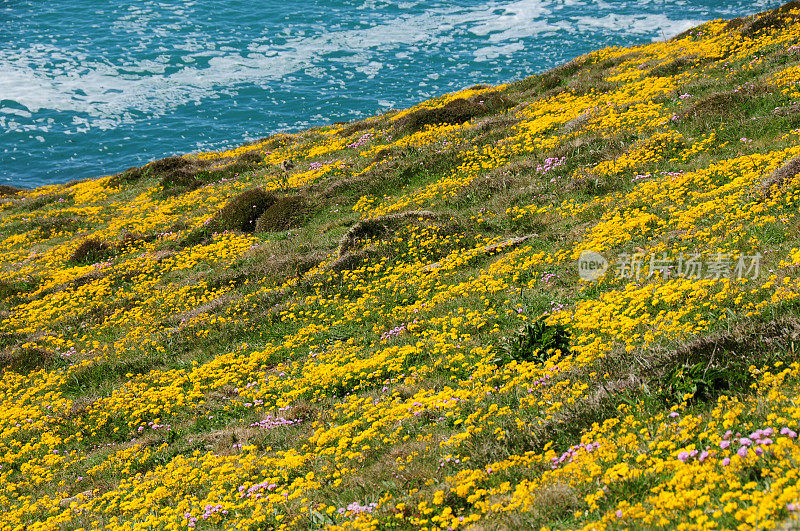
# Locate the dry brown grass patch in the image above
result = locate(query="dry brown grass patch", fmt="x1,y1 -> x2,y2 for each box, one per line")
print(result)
759,155 -> 800,197
533,481 -> 581,518
773,103 -> 800,117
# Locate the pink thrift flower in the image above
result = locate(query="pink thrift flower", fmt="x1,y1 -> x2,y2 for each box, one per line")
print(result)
737,446 -> 748,458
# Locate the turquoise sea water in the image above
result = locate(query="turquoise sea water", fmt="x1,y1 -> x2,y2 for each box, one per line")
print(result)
0,0 -> 782,188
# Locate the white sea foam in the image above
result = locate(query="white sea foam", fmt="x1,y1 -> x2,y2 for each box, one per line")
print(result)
0,0 -> 757,142
473,41 -> 526,62
573,13 -> 705,40
0,107 -> 32,118
465,0 -> 554,41
0,0 -> 656,134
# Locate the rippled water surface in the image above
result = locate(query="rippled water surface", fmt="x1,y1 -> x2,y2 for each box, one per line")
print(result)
0,0 -> 782,187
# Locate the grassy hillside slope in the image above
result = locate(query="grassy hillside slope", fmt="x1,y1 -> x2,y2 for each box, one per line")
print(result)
3,3 -> 800,529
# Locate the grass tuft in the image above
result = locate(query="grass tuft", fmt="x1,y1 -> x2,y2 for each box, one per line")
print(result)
533,482 -> 581,520
1,347 -> 65,373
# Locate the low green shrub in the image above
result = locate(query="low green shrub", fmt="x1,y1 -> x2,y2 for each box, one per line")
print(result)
108,166 -> 145,186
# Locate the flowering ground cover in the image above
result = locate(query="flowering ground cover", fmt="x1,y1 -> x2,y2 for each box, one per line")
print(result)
3,3 -> 800,529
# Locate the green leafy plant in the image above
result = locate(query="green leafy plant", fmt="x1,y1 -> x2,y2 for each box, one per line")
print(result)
661,361 -> 742,404
497,315 -> 571,366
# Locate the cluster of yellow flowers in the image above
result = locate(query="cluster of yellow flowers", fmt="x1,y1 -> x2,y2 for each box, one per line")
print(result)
0,6 -> 800,530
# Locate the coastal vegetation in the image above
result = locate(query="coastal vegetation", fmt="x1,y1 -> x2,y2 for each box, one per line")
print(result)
2,3 -> 800,529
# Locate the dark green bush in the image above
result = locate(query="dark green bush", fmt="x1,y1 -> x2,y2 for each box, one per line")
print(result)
338,119 -> 376,138
254,196 -> 308,233
108,166 -> 144,186
149,156 -> 206,193
396,92 -> 515,133
337,211 -> 438,255
236,151 -> 264,164
660,361 -> 736,404
508,59 -> 586,95
110,152 -> 263,193
206,188 -> 278,234
0,185 -> 22,196
69,238 -> 112,265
